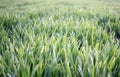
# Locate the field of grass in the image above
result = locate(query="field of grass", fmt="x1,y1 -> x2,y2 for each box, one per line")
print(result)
0,0 -> 120,77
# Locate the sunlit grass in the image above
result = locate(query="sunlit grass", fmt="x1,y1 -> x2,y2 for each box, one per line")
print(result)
0,0 -> 120,77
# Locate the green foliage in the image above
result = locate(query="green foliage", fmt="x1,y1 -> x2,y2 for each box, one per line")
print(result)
0,0 -> 120,77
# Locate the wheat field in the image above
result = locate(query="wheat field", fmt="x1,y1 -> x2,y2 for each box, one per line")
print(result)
0,0 -> 120,77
